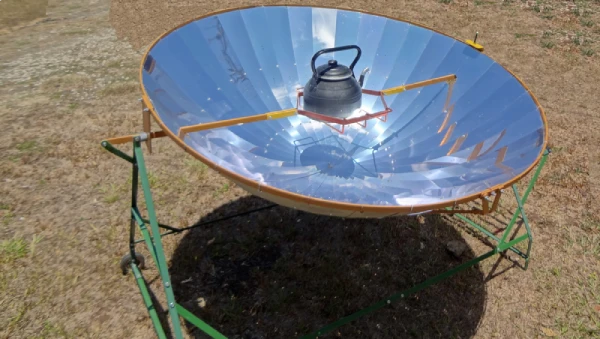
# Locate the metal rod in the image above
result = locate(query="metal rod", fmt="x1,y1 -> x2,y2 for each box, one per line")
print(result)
134,140 -> 184,338
101,140 -> 134,163
102,131 -> 167,146
302,249 -> 497,339
131,264 -> 168,339
499,153 -> 546,246
132,208 -> 159,264
133,204 -> 278,244
141,219 -> 182,232
176,304 -> 227,339
129,150 -> 140,266
142,103 -> 153,153
498,233 -> 529,252
451,212 -> 527,259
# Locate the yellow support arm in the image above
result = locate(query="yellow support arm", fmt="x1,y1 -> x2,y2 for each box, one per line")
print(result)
178,108 -> 297,138
381,74 -> 457,96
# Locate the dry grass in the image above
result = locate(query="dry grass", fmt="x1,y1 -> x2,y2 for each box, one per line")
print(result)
0,0 -> 599,338
0,0 -> 47,29
99,82 -> 139,96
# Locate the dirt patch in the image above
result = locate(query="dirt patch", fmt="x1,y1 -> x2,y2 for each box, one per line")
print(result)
0,0 -> 598,338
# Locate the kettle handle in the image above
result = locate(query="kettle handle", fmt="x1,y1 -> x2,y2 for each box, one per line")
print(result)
311,45 -> 362,78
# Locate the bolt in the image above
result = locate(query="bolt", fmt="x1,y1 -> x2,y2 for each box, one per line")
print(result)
143,108 -> 149,112
169,302 -> 175,308
165,282 -> 170,288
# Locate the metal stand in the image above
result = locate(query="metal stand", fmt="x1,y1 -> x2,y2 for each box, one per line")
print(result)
101,134 -> 549,339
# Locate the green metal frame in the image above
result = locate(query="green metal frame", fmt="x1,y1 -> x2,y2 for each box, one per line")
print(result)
101,134 -> 549,339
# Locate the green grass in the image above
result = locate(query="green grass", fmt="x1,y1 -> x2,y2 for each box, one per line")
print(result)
184,158 -> 208,179
100,183 -> 122,204
582,48 -> 595,57
541,41 -> 555,49
0,234 -> 44,263
213,182 -> 230,197
572,32 -> 587,46
2,209 -> 15,225
29,234 -> 44,258
16,140 -> 38,152
581,19 -> 594,28
147,171 -> 159,188
1,237 -> 29,263
515,33 -> 535,39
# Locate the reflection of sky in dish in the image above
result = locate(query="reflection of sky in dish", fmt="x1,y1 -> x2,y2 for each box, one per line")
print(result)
142,6 -> 545,207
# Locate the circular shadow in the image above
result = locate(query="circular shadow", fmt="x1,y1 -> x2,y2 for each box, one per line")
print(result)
169,196 -> 487,338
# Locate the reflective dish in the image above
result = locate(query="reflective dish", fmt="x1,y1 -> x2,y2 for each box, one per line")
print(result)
140,5 -> 548,217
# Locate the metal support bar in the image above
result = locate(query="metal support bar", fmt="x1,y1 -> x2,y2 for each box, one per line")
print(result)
132,208 -> 159,265
142,103 -> 154,153
301,249 -> 497,339
101,140 -> 135,163
498,233 -> 529,252
129,153 -> 140,266
452,212 -> 529,258
133,139 -> 184,338
133,204 -> 278,244
132,264 -> 168,339
176,304 -> 227,339
102,131 -> 167,146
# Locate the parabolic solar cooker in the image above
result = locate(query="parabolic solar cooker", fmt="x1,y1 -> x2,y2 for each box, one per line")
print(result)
101,5 -> 549,338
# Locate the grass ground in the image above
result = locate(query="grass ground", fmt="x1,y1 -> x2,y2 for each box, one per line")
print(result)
0,0 -> 599,338
0,0 -> 47,30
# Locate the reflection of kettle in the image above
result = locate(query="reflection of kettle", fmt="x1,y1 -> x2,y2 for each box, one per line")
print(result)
303,45 -> 367,119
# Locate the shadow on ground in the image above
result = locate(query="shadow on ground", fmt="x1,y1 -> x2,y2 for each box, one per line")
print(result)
167,196 -> 488,338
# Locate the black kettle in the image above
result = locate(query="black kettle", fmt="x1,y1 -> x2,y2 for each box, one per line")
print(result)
303,45 -> 366,119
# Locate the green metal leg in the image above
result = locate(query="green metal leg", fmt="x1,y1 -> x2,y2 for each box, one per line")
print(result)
304,150 -> 550,337
132,207 -> 159,265
301,249 -> 497,339
132,263 -> 168,339
176,304 -> 228,339
133,139 -> 185,338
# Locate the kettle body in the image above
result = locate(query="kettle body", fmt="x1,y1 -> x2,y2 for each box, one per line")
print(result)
303,45 -> 363,119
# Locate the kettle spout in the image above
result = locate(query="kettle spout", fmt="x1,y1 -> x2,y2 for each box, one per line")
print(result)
359,67 -> 370,87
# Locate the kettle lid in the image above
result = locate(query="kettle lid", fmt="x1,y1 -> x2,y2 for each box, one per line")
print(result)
315,60 -> 353,81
